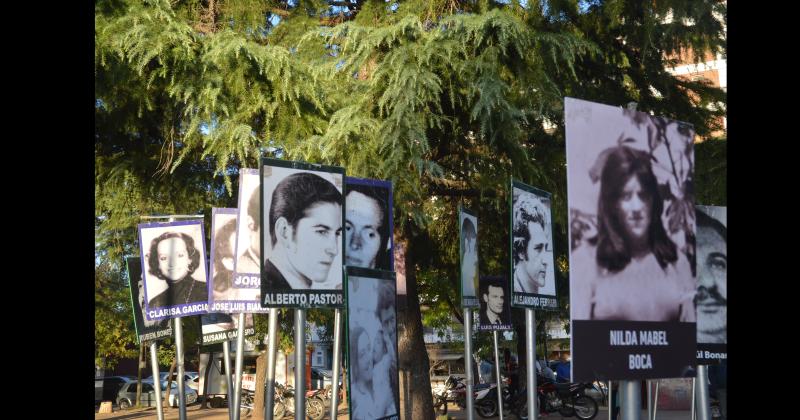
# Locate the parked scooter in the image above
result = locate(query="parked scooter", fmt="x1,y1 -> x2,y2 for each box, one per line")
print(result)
432,375 -> 467,415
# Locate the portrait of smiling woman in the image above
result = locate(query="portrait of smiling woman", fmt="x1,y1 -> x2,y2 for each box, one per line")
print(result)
145,229 -> 208,310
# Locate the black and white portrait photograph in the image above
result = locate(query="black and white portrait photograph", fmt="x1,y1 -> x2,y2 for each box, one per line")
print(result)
477,276 -> 512,331
565,97 -> 697,381
260,158 -> 345,308
234,169 -> 262,278
126,256 -> 172,343
695,205 -> 726,354
137,221 -> 209,320
344,177 -> 394,271
208,208 -> 239,311
510,182 -> 557,310
232,169 -> 272,312
459,206 -> 479,308
346,267 -> 399,420
200,312 -> 255,345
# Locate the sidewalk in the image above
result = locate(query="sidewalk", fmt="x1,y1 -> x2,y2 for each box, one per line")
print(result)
442,403 -> 692,420
96,402 -> 692,420
95,401 -> 352,420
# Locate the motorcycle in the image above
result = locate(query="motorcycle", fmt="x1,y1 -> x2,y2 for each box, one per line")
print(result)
537,378 -> 598,420
432,375 -> 467,415
321,383 -> 344,404
240,389 -> 255,417
273,382 -> 326,420
473,382 -> 500,418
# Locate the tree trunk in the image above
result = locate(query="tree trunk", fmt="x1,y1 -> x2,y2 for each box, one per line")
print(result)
395,225 -> 435,420
253,349 -> 268,420
135,343 -> 144,407
164,357 -> 177,409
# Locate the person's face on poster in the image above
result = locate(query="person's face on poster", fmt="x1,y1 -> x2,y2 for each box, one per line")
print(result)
345,191 -> 383,268
222,229 -> 236,271
247,214 -> 261,260
484,285 -> 505,315
285,202 -> 342,283
696,224 -> 727,341
157,237 -> 190,282
617,175 -> 653,242
357,331 -> 373,379
521,221 -> 549,285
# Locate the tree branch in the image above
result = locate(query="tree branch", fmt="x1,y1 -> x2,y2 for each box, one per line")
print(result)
428,185 -> 498,198
442,292 -> 464,325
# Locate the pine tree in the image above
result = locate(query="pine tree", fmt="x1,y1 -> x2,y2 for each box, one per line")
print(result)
96,1 -> 726,418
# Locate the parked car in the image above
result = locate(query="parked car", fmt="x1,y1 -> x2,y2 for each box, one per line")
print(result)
95,376 -> 135,404
116,379 -> 198,409
146,371 -> 200,390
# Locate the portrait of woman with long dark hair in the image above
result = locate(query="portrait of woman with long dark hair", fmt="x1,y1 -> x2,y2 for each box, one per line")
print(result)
571,145 -> 695,322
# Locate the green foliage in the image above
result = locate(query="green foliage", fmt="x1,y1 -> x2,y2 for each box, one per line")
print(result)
694,137 -> 726,207
96,0 -> 726,377
95,262 -> 138,368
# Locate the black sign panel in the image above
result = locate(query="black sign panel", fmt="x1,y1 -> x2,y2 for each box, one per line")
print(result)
571,320 -> 695,381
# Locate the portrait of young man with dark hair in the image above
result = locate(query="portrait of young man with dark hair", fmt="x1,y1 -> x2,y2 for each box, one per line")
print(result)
263,171 -> 344,291
512,190 -> 553,296
479,276 -> 510,327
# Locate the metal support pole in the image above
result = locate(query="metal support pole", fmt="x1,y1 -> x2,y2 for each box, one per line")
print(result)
174,318 -> 188,420
265,308 -> 280,420
222,341 -> 234,420
696,366 -> 711,420
620,380 -> 641,420
330,308 -> 343,420
646,380 -> 652,420
690,378 -> 696,420
492,330 -> 505,420
149,342 -> 165,420
295,309 -> 307,420
652,381 -> 659,420
232,313 -> 246,420
608,381 -> 613,420
525,309 -> 537,420
463,309 -> 474,420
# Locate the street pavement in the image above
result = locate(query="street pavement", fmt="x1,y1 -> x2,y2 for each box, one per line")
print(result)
95,401 -> 352,420
96,401 -> 695,420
